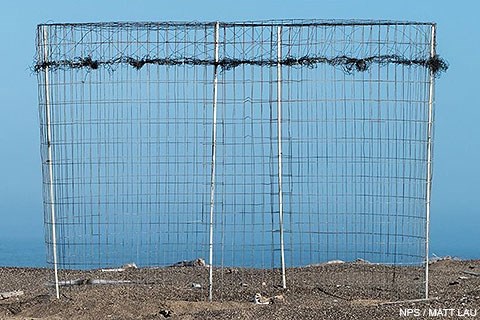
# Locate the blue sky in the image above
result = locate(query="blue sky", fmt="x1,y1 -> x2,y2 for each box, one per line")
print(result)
0,0 -> 478,260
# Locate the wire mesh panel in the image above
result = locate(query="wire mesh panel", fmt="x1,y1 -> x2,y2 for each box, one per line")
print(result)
35,20 -> 444,301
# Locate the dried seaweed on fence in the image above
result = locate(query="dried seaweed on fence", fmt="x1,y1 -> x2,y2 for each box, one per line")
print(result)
34,54 -> 448,76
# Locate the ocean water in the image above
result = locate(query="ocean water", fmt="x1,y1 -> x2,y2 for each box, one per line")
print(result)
0,237 -> 46,267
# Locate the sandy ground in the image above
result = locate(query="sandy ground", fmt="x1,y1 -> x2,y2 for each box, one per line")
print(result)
0,259 -> 479,319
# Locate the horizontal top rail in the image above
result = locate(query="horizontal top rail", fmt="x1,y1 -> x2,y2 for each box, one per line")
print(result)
37,19 -> 435,28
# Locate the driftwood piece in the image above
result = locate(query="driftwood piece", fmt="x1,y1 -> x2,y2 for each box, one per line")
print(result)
49,279 -> 132,287
463,270 -> 480,277
0,290 -> 24,300
87,279 -> 132,285
57,279 -> 86,286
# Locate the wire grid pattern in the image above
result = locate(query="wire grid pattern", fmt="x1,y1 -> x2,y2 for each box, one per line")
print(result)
36,20 -> 435,300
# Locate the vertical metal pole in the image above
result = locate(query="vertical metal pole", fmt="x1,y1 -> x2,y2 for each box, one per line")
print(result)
277,26 -> 287,289
425,24 -> 436,300
42,25 -> 60,300
208,21 -> 220,302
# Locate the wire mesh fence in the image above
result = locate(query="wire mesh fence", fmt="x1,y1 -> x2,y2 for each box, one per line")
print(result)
35,20 -> 443,302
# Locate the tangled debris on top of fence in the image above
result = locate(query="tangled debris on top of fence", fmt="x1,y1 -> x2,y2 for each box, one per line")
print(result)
33,53 -> 448,76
